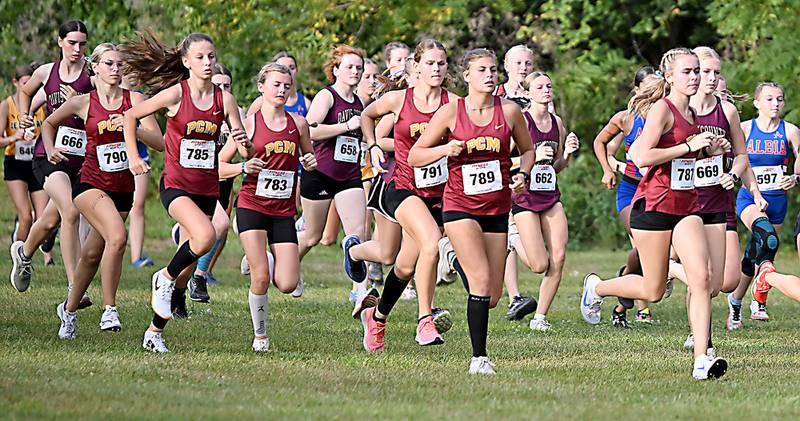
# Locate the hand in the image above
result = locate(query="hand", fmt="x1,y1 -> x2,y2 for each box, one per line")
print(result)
535,144 -> 554,162
443,140 -> 465,157
719,173 -> 735,190
687,132 -> 714,153
21,128 -> 36,142
108,114 -> 124,132
244,158 -> 265,174
230,128 -> 250,148
346,115 -> 361,131
60,84 -> 78,101
510,173 -> 526,193
564,132 -> 580,156
300,153 -> 317,171
706,135 -> 731,156
779,174 -> 797,190
753,193 -> 769,211
602,170 -> 616,190
18,113 -> 34,129
369,146 -> 386,173
129,156 -> 150,176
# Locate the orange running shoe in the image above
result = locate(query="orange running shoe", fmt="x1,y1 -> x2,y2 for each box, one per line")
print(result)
751,261 -> 776,304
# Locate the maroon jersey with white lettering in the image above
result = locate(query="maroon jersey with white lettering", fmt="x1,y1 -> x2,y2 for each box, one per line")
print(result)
162,79 -> 225,197
80,89 -> 134,193
442,96 -> 512,215
696,98 -> 733,214
312,86 -> 363,182
632,98 -> 701,215
512,112 -> 561,212
392,87 -> 450,198
237,111 -> 301,217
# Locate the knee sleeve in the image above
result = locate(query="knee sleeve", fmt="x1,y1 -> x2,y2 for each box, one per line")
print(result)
751,216 -> 779,265
741,234 -> 756,277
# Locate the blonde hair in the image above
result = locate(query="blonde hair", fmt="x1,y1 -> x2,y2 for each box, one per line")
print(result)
692,46 -> 720,62
503,44 -> 534,65
628,48 -> 696,117
90,43 -> 118,64
522,71 -> 550,91
323,44 -> 365,83
754,81 -> 784,100
257,62 -> 292,84
382,41 -> 410,66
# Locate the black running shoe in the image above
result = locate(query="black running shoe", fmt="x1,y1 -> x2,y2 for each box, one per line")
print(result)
616,265 -> 635,310
172,288 -> 189,319
188,273 -> 210,303
506,295 -> 538,320
611,309 -> 629,328
41,229 -> 58,254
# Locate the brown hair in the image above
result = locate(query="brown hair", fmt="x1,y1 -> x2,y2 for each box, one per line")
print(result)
413,39 -> 446,63
14,62 -> 39,80
459,48 -> 496,72
323,44 -> 365,83
257,62 -> 292,84
628,48 -> 696,117
213,63 -> 231,78
120,30 -> 215,94
383,41 -> 410,66
754,81 -> 784,100
272,51 -> 296,65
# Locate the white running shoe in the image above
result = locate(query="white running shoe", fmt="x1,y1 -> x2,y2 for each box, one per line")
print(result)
142,330 -> 169,353
507,220 -> 520,252
692,355 -> 728,380
529,318 -> 552,332
684,334 -> 694,351
253,337 -> 270,352
727,295 -> 743,331
663,275 -> 674,301
151,271 -> 174,320
99,306 -> 121,332
580,273 -> 603,325
400,284 -> 417,300
291,275 -> 305,298
468,356 -> 496,375
367,262 -> 383,282
57,302 -> 76,340
10,240 -> 33,292
749,300 -> 769,321
240,255 -> 251,275
436,237 -> 457,285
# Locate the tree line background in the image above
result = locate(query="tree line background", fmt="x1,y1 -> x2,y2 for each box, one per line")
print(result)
1,0 -> 798,249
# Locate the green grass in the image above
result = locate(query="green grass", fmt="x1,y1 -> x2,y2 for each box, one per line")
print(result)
2,182 -> 800,420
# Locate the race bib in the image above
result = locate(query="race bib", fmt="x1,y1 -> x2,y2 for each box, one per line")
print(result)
693,155 -> 723,188
670,158 -> 696,190
360,142 -> 368,167
96,142 -> 129,172
753,165 -> 783,191
414,157 -> 448,188
334,136 -> 359,163
179,138 -> 215,169
462,160 -> 502,196
529,164 -> 556,191
55,126 -> 87,156
14,139 -> 34,161
256,169 -> 294,199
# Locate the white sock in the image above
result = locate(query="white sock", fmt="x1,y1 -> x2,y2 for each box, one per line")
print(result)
533,313 -> 546,321
248,291 -> 268,337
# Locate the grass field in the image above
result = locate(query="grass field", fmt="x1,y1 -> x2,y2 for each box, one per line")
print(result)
2,182 -> 800,420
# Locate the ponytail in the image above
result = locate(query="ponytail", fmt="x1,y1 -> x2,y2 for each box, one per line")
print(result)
628,48 -> 695,117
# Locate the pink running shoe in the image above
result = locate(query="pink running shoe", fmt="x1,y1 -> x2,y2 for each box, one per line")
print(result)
360,307 -> 385,352
415,315 -> 444,346
752,261 -> 776,305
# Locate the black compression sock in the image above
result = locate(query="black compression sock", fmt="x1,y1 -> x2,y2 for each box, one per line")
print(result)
167,241 -> 201,279
467,294 -> 490,357
376,268 -> 410,318
152,313 -> 168,330
454,258 -> 470,293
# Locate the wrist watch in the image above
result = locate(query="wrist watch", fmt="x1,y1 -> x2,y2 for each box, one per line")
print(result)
241,162 -> 246,174
729,172 -> 740,184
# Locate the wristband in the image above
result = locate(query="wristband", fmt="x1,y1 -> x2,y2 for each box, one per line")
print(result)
368,143 -> 383,153
241,162 -> 246,174
729,172 -> 740,184
793,174 -> 800,185
344,121 -> 350,131
685,142 -> 692,153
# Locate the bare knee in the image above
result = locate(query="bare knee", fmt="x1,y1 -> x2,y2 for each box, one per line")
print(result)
529,256 -> 549,274
274,278 -> 297,294
394,263 -> 414,280
191,228 -> 216,254
489,296 -> 500,308
214,218 -> 230,238
61,207 -> 80,225
250,277 -> 270,295
107,233 -> 128,255
686,267 -> 712,296
82,245 -> 104,266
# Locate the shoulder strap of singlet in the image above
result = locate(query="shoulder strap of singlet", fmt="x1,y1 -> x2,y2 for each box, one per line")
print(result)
523,111 -> 534,131
440,90 -> 450,106
6,96 -> 16,115
122,89 -> 132,109
214,84 -> 224,112
492,95 -> 503,122
45,61 -> 60,87
549,112 -> 559,137
779,120 -> 789,153
285,110 -> 298,133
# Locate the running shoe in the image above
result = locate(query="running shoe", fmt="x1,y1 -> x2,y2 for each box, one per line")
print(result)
635,307 -> 652,323
132,257 -> 153,269
415,315 -> 444,346
77,294 -> 93,310
727,294 -> 743,331
611,308 -> 629,329
44,257 -> 55,267
400,284 -> 417,300
142,330 -> 169,353
240,255 -> 251,275
99,306 -> 121,332
10,240 -> 32,292
367,262 -> 383,284
206,272 -> 218,285
749,300 -> 769,321
692,355 -> 728,380
170,223 -> 180,246
351,288 -> 380,318
529,317 -> 552,332
291,275 -> 305,298
684,334 -> 694,351
432,307 -> 453,334
360,307 -> 385,352
188,273 -> 210,303
436,237 -> 457,285
751,261 -> 775,305
252,337 -> 270,352
663,276 -> 674,300
342,235 -> 367,283
56,302 -> 76,340
469,356 -> 496,375
40,229 -> 57,253
616,266 -> 634,310
151,270 -> 174,320
506,295 -> 537,320
580,273 -> 603,325
294,214 -> 305,232
171,289 -> 188,319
